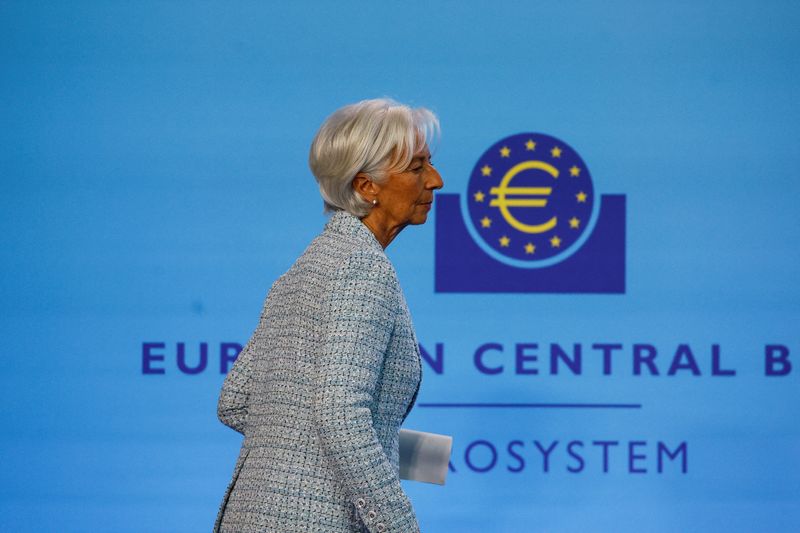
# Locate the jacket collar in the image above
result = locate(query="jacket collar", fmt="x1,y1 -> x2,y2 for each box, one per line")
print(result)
324,210 -> 385,253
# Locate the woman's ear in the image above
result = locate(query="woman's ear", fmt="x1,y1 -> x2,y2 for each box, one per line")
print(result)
352,172 -> 380,202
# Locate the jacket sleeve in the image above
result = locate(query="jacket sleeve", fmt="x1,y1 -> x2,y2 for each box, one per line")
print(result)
217,282 -> 276,434
217,331 -> 257,434
311,251 -> 420,533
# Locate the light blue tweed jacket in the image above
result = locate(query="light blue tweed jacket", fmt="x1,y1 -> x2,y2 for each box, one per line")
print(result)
214,210 -> 423,533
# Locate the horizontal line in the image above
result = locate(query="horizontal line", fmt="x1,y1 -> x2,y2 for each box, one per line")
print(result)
417,402 -> 642,409
489,199 -> 549,207
489,186 -> 552,194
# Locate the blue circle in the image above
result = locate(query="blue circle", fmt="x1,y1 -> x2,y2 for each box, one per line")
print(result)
465,133 -> 596,265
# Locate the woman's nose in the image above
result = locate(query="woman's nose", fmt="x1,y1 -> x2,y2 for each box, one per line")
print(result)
428,167 -> 444,190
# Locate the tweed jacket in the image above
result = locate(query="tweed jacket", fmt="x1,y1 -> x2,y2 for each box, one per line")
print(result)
214,209 -> 423,533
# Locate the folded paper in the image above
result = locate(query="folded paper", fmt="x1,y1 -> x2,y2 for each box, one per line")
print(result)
398,429 -> 453,485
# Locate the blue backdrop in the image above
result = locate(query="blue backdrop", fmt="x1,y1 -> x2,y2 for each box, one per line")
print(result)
2,1 -> 799,531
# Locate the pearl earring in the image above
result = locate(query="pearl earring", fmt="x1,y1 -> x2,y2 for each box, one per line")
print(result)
372,199 -> 378,205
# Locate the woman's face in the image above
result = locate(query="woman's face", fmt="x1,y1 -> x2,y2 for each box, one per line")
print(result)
377,146 -> 444,227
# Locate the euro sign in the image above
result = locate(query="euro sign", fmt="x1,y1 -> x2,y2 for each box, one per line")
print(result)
489,161 -> 559,234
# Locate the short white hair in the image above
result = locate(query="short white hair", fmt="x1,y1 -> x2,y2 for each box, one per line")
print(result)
308,98 -> 440,217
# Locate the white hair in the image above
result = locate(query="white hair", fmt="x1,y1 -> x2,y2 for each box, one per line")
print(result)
308,98 -> 440,217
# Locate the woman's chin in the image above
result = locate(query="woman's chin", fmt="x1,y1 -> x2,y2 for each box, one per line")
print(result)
410,212 -> 430,225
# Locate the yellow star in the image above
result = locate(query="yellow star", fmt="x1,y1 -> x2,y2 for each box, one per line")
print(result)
550,235 -> 562,248
569,217 -> 580,229
500,146 -> 511,158
481,165 -> 492,176
550,146 -> 562,158
570,166 -> 581,177
524,242 -> 535,254
480,216 -> 491,228
499,235 -> 510,247
474,190 -> 485,202
525,139 -> 536,151
576,191 -> 587,203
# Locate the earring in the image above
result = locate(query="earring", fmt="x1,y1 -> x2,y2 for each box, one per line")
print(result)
372,199 -> 378,205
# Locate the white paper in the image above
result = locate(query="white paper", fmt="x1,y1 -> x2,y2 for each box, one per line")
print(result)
398,429 -> 453,485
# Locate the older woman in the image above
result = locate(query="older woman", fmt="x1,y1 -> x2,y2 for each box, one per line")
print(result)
213,98 -> 443,533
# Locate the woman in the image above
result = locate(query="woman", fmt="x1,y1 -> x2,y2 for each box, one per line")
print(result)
214,98 -> 443,533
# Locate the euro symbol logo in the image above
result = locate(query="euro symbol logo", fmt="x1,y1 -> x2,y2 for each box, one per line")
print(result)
489,160 -> 559,234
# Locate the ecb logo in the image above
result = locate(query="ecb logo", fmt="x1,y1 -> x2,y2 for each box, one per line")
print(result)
435,133 -> 626,293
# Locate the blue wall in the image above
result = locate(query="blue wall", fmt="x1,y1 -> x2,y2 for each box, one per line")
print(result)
1,1 -> 798,531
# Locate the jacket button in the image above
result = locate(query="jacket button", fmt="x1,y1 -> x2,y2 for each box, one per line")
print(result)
368,510 -> 377,519
356,498 -> 366,509
376,523 -> 386,532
